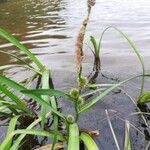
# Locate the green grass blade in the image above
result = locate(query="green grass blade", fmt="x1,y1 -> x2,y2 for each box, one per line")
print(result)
10,112 -> 51,150
41,70 -> 50,128
0,50 -> 34,69
49,73 -> 59,150
124,120 -> 131,150
21,89 -> 70,99
0,129 -> 64,150
0,75 -> 65,119
79,75 -> 144,114
0,105 -> 9,111
38,70 -> 59,150
80,132 -> 99,150
12,129 -> 64,141
0,96 -> 20,114
138,91 -> 150,104
0,84 -> 30,113
0,64 -> 41,75
0,74 -> 27,91
50,97 -> 59,150
4,115 -> 20,150
68,123 -> 79,150
0,28 -> 45,71
0,65 -> 21,70
90,36 -> 98,57
98,26 -> 145,95
0,96 -> 10,105
24,93 -> 64,120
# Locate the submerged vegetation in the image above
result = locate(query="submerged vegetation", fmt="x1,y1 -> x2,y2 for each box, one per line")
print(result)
0,0 -> 150,150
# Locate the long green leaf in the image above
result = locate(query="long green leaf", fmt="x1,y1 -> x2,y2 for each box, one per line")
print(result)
41,70 -> 50,128
79,75 -> 146,114
0,96 -> 9,104
138,91 -> 150,104
10,112 -> 51,150
0,75 -> 65,119
0,50 -> 33,69
21,89 -> 70,99
68,123 -> 79,150
90,36 -> 99,57
0,96 -> 19,114
80,132 -> 99,150
0,84 -> 30,113
98,26 -> 145,95
0,28 -> 45,71
0,129 -> 64,150
0,64 -> 41,75
0,105 -> 8,112
48,70 -> 59,150
4,115 -> 20,150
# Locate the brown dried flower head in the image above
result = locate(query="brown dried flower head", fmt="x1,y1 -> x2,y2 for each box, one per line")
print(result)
88,0 -> 96,8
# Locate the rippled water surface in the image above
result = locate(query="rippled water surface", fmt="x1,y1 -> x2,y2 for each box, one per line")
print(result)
1,0 -> 150,149
1,0 -> 150,62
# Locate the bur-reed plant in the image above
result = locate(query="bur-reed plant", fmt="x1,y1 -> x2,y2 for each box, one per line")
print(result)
1,27 -> 150,150
1,1 -> 150,150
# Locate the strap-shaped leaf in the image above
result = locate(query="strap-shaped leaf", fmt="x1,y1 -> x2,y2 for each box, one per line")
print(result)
21,89 -> 70,99
79,75 -> 146,114
3,115 -> 20,150
0,75 -> 65,119
0,28 -> 45,71
68,123 -> 79,150
0,129 -> 64,150
80,132 -> 99,150
0,50 -> 33,69
138,91 -> 150,104
0,84 -> 30,113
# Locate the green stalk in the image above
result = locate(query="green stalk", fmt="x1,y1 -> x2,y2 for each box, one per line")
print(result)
80,132 -> 99,150
68,123 -> 79,150
37,69 -> 59,149
48,71 -> 59,150
41,70 -> 50,128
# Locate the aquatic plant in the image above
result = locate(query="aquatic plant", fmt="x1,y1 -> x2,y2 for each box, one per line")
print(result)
1,0 -> 150,150
90,36 -> 101,71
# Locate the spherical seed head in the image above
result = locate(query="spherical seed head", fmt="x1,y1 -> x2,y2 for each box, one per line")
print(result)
69,88 -> 79,99
67,115 -> 74,123
77,76 -> 88,87
77,96 -> 84,106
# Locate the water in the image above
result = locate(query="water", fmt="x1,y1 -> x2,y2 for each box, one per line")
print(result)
1,0 -> 150,149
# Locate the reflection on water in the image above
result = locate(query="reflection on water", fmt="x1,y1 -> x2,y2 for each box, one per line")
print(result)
0,0 -> 68,65
1,0 -> 150,149
1,0 -> 150,65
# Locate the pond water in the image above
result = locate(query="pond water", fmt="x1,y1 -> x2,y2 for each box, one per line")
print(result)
0,0 -> 150,149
